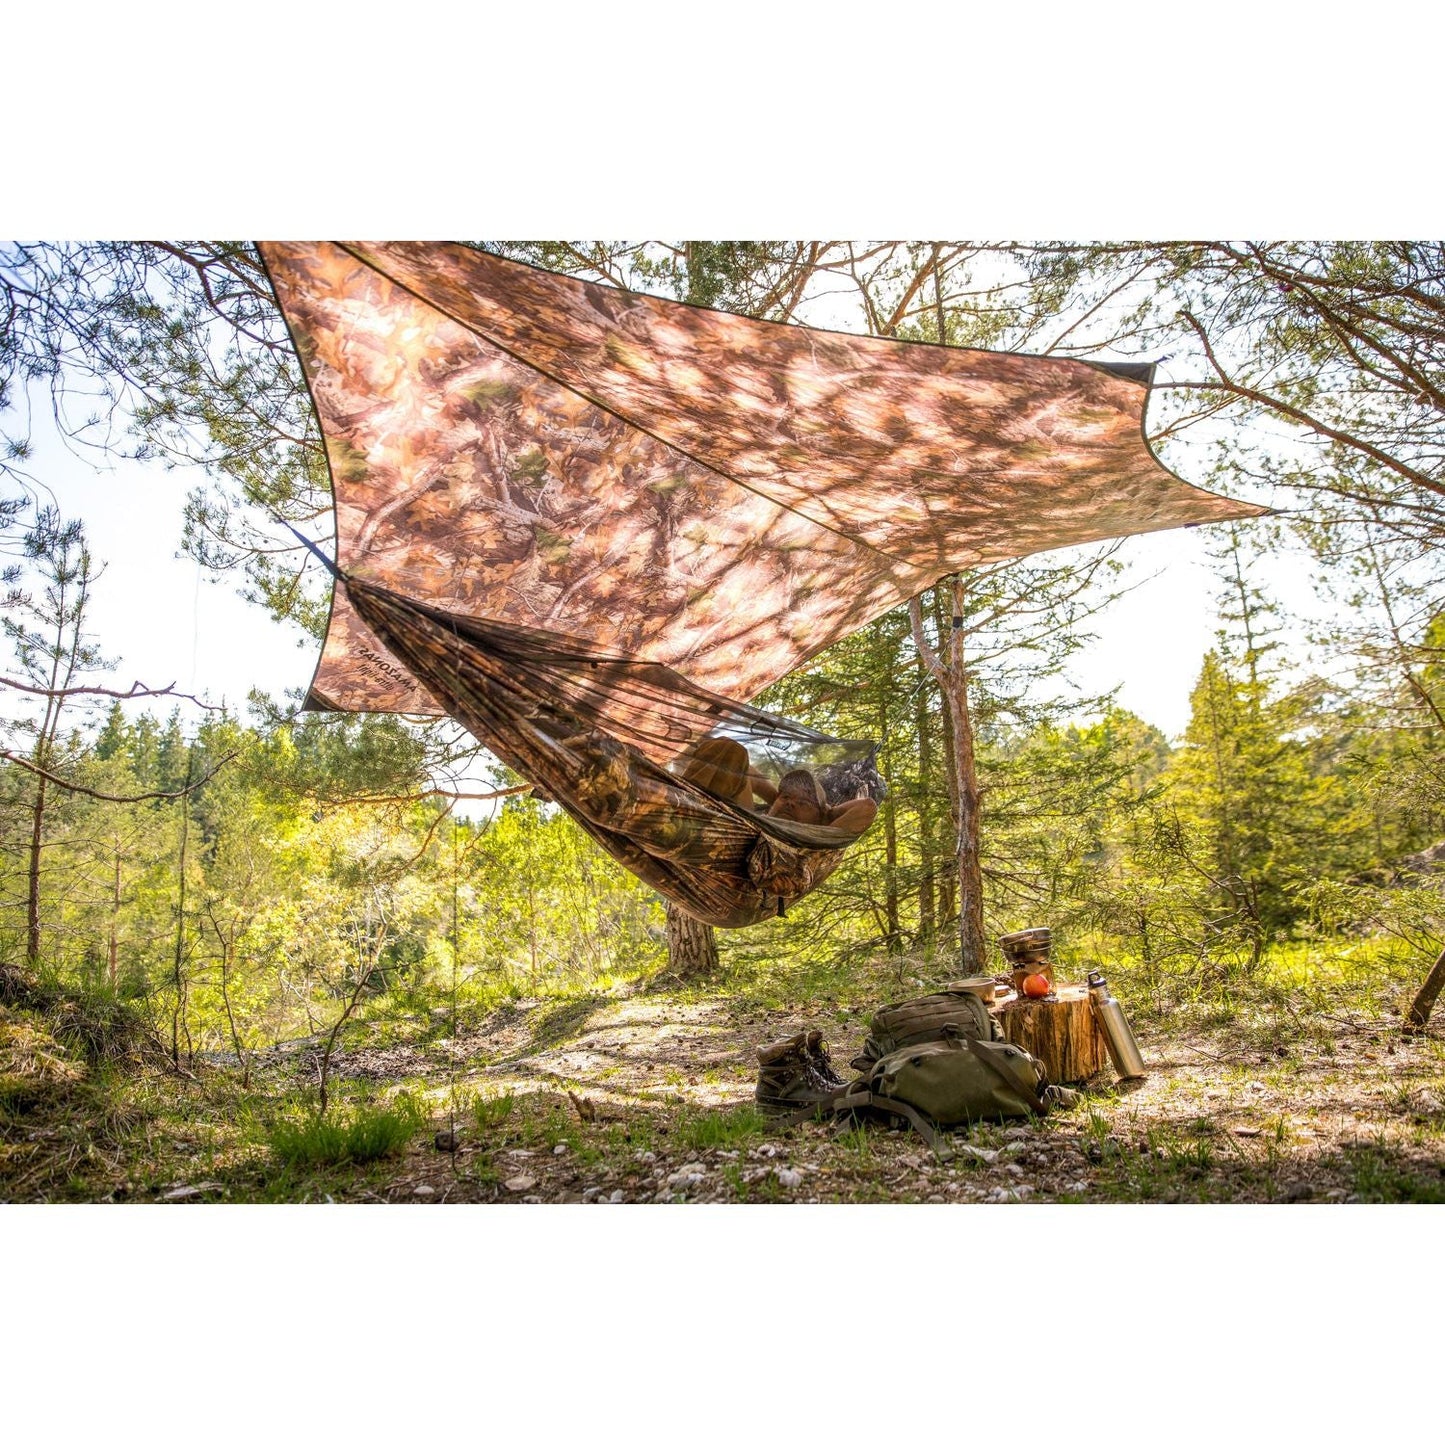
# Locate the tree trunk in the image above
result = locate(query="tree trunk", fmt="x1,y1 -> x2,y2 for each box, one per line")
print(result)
882,792 -> 902,952
171,752 -> 193,1067
1404,945 -> 1445,1034
946,578 -> 986,973
26,772 -> 48,967
665,901 -> 719,979
108,839 -> 121,990
909,577 -> 987,973
915,651 -> 936,944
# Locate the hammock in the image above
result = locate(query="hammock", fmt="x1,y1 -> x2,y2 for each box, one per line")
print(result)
343,574 -> 882,926
259,241 -> 1266,927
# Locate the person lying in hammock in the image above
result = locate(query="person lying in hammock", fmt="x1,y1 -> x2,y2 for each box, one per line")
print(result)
680,739 -> 876,835
765,768 -> 877,835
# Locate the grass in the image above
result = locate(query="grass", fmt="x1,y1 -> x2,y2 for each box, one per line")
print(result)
1346,1143 -> 1445,1203
472,1091 -> 517,1131
267,1096 -> 425,1168
673,1103 -> 767,1152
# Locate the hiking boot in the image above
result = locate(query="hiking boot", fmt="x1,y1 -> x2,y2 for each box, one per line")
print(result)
756,1030 -> 844,1115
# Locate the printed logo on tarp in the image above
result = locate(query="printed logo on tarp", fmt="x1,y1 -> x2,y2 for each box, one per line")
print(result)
357,645 -> 411,687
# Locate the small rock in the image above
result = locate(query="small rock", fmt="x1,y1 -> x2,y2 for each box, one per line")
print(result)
956,1145 -> 999,1165
1283,1182 -> 1314,1203
667,1166 -> 706,1189
637,1150 -> 657,1163
1003,1141 -> 1028,1155
162,1185 -> 201,1202
1005,1163 -> 1025,1177
523,1195 -> 543,1204
757,1144 -> 777,1158
553,1143 -> 569,1155
1233,1127 -> 1262,1138
434,1131 -> 458,1152
413,1184 -> 435,1196
1324,1188 -> 1348,1201
608,1189 -> 625,1203
504,1174 -> 537,1193
775,1168 -> 802,1188
1246,1081 -> 1268,1093
1003,1127 -> 1031,1140
583,1186 -> 602,1201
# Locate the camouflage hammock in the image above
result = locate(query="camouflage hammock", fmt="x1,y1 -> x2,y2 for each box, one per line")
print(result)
259,241 -> 1265,927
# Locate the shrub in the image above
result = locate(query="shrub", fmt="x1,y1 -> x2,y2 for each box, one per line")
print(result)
267,1096 -> 424,1167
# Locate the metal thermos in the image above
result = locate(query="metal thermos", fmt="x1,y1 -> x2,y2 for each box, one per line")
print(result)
1087,970 -> 1146,1080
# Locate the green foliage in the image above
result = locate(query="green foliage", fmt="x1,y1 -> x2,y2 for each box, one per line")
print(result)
266,1095 -> 424,1168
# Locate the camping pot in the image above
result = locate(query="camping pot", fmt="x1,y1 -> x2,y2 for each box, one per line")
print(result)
998,927 -> 1053,994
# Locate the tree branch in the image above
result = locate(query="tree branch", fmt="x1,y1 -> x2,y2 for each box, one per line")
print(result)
0,674 -> 224,709
1178,309 -> 1445,500
1,748 -> 237,802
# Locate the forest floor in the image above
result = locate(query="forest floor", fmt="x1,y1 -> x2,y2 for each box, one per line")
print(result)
5,955 -> 1445,1205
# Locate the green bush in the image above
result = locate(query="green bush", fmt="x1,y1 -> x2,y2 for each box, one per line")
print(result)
267,1096 -> 424,1168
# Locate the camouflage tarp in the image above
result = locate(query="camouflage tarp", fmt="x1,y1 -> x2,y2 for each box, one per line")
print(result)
258,242 -> 1265,721
259,241 -> 1265,925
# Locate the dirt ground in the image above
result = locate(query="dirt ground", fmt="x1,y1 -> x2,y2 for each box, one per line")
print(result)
7,971 -> 1445,1204
262,984 -> 1445,1204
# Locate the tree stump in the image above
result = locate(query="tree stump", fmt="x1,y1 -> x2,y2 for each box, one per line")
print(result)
996,984 -> 1108,1084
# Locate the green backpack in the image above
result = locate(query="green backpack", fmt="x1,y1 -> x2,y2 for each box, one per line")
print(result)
760,988 -> 1053,1153
838,1036 -> 1049,1150
850,982 -> 999,1070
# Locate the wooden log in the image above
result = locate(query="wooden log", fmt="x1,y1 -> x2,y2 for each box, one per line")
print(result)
995,983 -> 1109,1084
